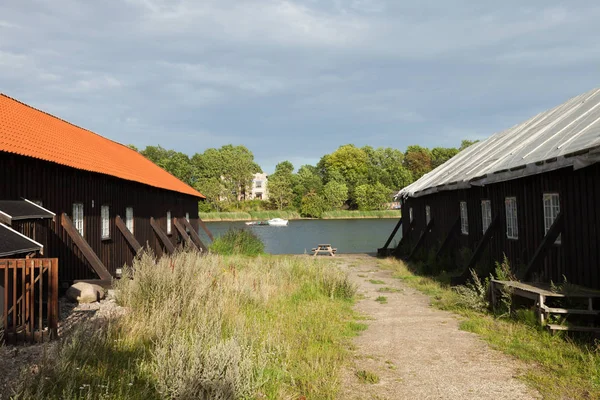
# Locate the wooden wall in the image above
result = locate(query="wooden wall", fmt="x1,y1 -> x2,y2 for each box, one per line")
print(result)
400,164 -> 600,289
1,152 -> 200,285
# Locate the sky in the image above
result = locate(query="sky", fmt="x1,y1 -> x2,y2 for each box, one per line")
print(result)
1,1 -> 599,173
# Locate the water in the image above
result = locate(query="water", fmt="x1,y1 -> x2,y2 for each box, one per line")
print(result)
201,219 -> 402,254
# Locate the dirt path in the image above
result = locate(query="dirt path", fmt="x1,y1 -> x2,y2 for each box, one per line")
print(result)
335,254 -> 539,400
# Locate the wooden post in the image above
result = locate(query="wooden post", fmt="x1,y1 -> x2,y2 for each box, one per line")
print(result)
150,217 -> 176,255
48,258 -> 59,339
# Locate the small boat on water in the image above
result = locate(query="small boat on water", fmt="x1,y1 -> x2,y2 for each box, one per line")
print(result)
267,218 -> 288,226
245,221 -> 269,226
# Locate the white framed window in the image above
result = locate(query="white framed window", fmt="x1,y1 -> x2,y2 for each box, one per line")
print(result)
481,200 -> 492,233
255,180 -> 263,189
505,197 -> 518,239
185,212 -> 190,222
126,207 -> 134,234
425,205 -> 431,225
101,205 -> 110,239
409,207 -> 413,223
72,203 -> 84,237
543,193 -> 561,244
167,211 -> 172,234
460,201 -> 469,235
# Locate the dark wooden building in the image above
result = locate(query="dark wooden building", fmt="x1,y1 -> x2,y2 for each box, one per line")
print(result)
386,88 -> 600,290
0,94 -> 208,286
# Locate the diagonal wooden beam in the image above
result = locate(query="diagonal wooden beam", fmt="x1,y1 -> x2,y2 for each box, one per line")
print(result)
150,217 -> 175,255
435,216 -> 460,261
173,217 -> 197,251
180,217 -> 208,252
198,218 -> 214,242
407,219 -> 434,261
520,212 -> 564,281
61,213 -> 112,281
391,219 -> 413,258
383,217 -> 403,250
115,215 -> 142,254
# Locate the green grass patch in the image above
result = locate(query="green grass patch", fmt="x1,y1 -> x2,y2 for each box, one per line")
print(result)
377,287 -> 402,293
368,279 -> 386,285
199,211 -> 251,221
375,296 -> 388,304
322,210 -> 401,219
16,252 -> 360,399
209,228 -> 265,256
355,370 -> 380,384
378,257 -> 600,400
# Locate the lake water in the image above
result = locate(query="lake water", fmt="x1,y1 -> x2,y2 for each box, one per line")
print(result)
201,219 -> 402,254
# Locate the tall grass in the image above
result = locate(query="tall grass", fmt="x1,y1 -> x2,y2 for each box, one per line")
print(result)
16,251 -> 360,399
210,228 -> 265,256
199,211 -> 252,221
248,211 -> 300,220
322,210 -> 401,219
379,257 -> 600,400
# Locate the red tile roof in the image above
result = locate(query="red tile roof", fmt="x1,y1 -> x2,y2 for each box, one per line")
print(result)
0,94 -> 204,198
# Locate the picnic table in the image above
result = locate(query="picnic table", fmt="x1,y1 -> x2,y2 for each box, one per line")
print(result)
312,244 -> 337,257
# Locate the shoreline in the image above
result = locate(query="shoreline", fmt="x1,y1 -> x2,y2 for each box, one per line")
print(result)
199,212 -> 401,222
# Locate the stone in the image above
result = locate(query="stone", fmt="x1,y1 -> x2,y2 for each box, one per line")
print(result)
66,282 -> 104,303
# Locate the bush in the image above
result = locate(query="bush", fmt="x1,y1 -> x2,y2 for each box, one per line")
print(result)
210,228 -> 265,256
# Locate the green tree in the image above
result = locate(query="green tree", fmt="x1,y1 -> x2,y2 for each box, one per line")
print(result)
459,139 -> 479,151
403,145 -> 433,180
322,181 -> 348,210
300,191 -> 326,218
195,177 -> 226,211
354,182 -> 392,211
268,174 -> 294,210
293,165 -> 324,208
431,147 -> 459,169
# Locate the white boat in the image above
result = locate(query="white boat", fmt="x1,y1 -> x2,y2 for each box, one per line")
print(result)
267,218 -> 288,226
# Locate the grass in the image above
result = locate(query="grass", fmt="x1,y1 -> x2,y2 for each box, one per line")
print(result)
355,370 -> 380,384
368,279 -> 386,285
209,228 -> 265,256
377,287 -> 402,293
378,257 -> 600,400
375,296 -> 388,304
322,210 -> 401,219
16,251 -> 361,399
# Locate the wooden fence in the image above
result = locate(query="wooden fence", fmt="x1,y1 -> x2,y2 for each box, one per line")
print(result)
1,258 -> 59,344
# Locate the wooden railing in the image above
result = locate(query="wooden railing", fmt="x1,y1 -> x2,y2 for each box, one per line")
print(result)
1,258 -> 59,344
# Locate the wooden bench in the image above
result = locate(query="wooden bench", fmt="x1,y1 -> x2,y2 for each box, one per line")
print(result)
312,244 -> 337,257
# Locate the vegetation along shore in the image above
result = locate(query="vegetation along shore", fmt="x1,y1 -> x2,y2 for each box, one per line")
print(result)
199,209 -> 401,221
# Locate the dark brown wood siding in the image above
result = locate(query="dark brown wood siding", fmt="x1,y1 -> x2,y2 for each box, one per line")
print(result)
400,164 -> 600,289
1,152 -> 200,285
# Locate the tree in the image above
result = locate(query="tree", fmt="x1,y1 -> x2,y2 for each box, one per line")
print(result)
322,181 -> 348,210
354,182 -> 392,211
319,144 -> 369,206
301,191 -> 326,218
431,147 -> 459,169
127,144 -> 139,152
195,177 -> 226,211
268,174 -> 294,210
403,145 -> 432,180
459,139 -> 479,151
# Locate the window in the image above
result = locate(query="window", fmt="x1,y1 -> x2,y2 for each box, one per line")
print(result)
505,197 -> 518,239
460,201 -> 469,235
167,211 -> 172,234
255,180 -> 263,189
72,203 -> 84,237
425,205 -> 431,225
543,193 -> 561,244
409,207 -> 413,223
126,207 -> 134,234
185,212 -> 190,222
481,200 -> 492,233
101,205 -> 110,239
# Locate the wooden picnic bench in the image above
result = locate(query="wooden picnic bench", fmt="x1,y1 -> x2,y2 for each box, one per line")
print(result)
312,244 -> 337,257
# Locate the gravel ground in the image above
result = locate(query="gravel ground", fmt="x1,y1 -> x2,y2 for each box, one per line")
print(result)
335,254 -> 540,400
0,292 -> 124,399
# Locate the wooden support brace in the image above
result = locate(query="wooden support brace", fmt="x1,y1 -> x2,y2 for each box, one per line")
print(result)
150,217 -> 176,255
435,216 -> 460,261
520,212 -> 564,280
391,219 -> 413,258
382,217 -> 403,250
198,218 -> 214,242
173,217 -> 197,250
407,219 -> 434,261
115,215 -> 142,254
181,218 -> 208,253
61,214 -> 112,281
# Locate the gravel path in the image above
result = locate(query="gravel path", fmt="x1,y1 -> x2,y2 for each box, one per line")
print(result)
336,254 -> 540,400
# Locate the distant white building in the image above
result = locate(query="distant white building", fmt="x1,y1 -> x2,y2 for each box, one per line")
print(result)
248,173 -> 268,200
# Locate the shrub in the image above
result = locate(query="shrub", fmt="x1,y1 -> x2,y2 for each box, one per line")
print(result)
209,228 -> 265,256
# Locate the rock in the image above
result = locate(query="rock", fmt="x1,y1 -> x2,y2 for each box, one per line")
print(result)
66,282 -> 104,303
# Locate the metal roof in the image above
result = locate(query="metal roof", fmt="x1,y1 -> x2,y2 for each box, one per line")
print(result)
0,199 -> 55,222
398,88 -> 600,198
0,223 -> 43,257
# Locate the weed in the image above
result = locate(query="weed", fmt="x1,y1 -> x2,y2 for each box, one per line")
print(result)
377,287 -> 402,293
355,370 -> 380,384
368,280 -> 386,285
375,296 -> 388,304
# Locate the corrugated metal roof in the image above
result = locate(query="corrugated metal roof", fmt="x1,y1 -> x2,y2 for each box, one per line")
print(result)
0,94 -> 205,199
399,88 -> 600,198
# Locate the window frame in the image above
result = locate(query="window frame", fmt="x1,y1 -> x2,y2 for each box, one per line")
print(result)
125,207 -> 134,234
425,205 -> 431,225
481,200 -> 492,233
543,193 -> 561,244
409,207 -> 413,223
505,197 -> 518,240
101,205 -> 110,240
460,201 -> 469,235
166,211 -> 172,235
72,203 -> 84,237
185,212 -> 190,222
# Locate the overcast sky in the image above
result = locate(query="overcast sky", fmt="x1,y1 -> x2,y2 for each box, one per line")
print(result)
1,1 -> 599,173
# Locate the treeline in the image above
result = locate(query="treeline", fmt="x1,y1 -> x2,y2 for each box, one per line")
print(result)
131,140 -> 476,217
